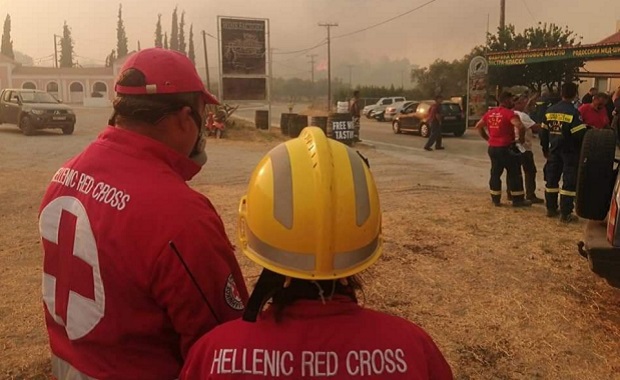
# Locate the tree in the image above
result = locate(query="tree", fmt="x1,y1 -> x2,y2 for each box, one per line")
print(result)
59,21 -> 74,68
179,11 -> 186,54
116,4 -> 128,58
486,23 -> 584,92
188,24 -> 195,64
1,14 -> 14,59
170,7 -> 179,51
154,14 -> 163,48
105,49 -> 117,67
164,32 -> 168,49
137,40 -> 141,51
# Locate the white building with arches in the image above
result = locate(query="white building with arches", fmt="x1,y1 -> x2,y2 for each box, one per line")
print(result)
0,53 -> 134,106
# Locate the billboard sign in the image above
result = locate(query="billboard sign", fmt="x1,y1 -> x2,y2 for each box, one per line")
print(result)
220,18 -> 266,75
466,56 -> 489,126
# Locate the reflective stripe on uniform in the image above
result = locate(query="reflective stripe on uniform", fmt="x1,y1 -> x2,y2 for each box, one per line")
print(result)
510,191 -> 525,196
570,124 -> 586,134
545,113 -> 574,123
560,189 -> 577,197
490,190 -> 502,196
545,188 -> 560,193
51,354 -> 96,380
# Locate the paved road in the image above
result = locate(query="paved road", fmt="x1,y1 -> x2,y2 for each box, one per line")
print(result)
234,104 -> 548,185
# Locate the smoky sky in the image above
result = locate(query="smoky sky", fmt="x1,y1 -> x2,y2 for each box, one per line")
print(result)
2,0 -> 619,80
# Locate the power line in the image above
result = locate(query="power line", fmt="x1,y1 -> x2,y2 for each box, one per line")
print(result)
520,0 -> 537,22
333,0 -> 439,40
272,39 -> 326,55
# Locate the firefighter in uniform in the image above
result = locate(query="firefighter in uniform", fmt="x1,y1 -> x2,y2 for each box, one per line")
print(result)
540,82 -> 588,223
181,127 -> 454,380
476,91 -> 531,207
39,48 -> 248,379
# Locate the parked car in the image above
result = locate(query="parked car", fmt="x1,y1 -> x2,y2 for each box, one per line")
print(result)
0,89 -> 76,135
575,129 -> 620,288
362,97 -> 406,119
391,100 -> 466,137
384,101 -> 416,122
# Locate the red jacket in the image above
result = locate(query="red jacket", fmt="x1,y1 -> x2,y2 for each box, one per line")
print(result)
483,107 -> 517,147
578,104 -> 609,129
181,297 -> 453,379
39,127 -> 248,380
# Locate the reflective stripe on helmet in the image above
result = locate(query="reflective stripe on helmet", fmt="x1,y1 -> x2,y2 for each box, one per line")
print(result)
333,236 -> 380,270
271,144 -> 294,229
247,228 -> 316,272
346,147 -> 371,227
51,354 -> 96,380
247,227 -> 380,274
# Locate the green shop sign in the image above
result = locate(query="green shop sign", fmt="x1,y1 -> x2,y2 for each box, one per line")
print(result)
486,43 -> 620,66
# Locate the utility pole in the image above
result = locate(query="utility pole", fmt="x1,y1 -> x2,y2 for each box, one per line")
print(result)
53,34 -> 61,68
318,22 -> 338,112
202,30 -> 211,91
307,54 -> 317,83
500,0 -> 506,29
346,64 -> 354,89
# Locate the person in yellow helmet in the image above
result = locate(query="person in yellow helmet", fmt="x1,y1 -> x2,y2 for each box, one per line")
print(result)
180,127 -> 453,380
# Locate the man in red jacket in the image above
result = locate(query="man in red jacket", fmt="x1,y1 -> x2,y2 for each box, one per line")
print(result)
181,127 -> 453,380
39,48 -> 248,380
578,93 -> 610,129
476,91 -> 531,207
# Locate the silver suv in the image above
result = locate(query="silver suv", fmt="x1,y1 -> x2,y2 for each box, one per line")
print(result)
363,97 -> 406,119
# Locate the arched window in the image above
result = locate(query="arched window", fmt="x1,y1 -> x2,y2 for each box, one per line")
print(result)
22,82 -> 36,90
70,82 -> 84,92
46,82 -> 59,93
92,82 -> 107,98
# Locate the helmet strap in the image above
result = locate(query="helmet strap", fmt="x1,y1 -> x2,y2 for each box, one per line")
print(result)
242,268 -> 285,323
311,281 -> 327,305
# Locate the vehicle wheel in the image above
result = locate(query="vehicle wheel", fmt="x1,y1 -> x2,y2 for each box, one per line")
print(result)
62,124 -> 75,135
576,129 -> 616,220
420,124 -> 430,138
20,116 -> 35,136
365,111 -> 373,119
454,127 -> 466,137
392,122 -> 401,134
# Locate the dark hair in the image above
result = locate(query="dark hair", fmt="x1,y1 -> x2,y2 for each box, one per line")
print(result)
589,87 -> 598,92
270,277 -> 361,321
593,92 -> 608,101
111,68 -> 202,125
561,82 -> 578,99
499,91 -> 513,103
353,90 -> 360,97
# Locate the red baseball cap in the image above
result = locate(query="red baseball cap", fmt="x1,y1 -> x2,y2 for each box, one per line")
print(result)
115,48 -> 219,105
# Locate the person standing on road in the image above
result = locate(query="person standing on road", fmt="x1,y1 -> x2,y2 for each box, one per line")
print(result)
424,95 -> 445,151
540,82 -> 588,223
38,48 -> 249,380
512,95 -> 544,203
578,93 -> 610,129
180,127 -> 454,380
476,91 -> 531,207
581,87 -> 598,105
349,90 -> 362,142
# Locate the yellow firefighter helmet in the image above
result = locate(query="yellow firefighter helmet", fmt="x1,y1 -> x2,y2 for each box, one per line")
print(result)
238,127 -> 382,280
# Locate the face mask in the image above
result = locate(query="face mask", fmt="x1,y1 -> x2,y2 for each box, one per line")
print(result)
189,108 -> 208,166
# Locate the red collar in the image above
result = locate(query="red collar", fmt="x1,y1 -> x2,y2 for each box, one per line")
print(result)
96,126 -> 201,181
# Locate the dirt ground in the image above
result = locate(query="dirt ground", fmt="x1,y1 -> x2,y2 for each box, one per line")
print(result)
1,108 -> 619,379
